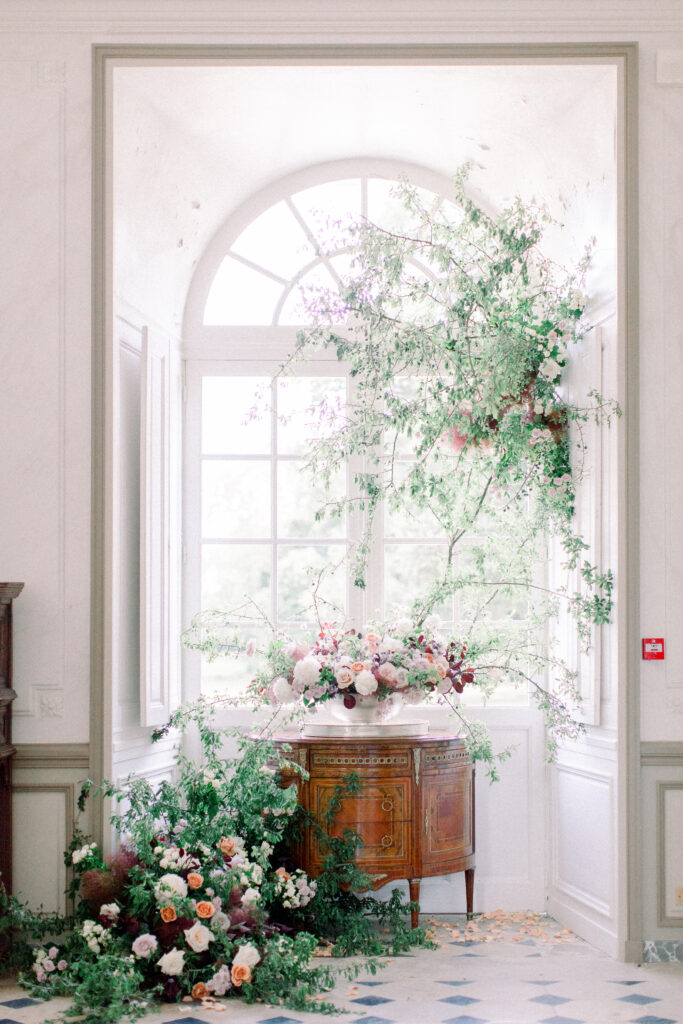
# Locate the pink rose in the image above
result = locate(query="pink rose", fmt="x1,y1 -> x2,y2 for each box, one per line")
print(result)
376,663 -> 398,687
288,642 -> 310,662
57,960 -> 68,971
43,959 -> 55,973
132,933 -> 159,959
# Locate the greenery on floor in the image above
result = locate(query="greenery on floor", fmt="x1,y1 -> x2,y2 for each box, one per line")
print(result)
0,702 -> 432,1024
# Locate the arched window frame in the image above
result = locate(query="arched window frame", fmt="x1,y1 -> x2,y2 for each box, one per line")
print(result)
181,158 -> 536,704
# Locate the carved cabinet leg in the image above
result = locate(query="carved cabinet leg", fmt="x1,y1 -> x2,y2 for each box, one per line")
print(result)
409,877 -> 421,929
465,867 -> 475,920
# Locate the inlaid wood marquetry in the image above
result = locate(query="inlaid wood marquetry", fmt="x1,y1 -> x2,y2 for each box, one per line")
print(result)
313,754 -> 410,768
273,730 -> 475,928
424,748 -> 470,764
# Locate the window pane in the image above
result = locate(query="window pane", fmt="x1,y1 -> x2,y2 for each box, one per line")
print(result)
203,461 -> 271,538
384,542 -> 453,621
277,460 -> 345,539
202,544 -> 271,613
277,377 -> 345,455
290,179 -> 361,239
368,178 -> 434,233
278,262 -> 340,325
277,544 -> 346,623
231,201 -> 315,278
385,494 -> 445,539
204,255 -> 283,325
202,377 -> 270,455
201,625 -> 271,696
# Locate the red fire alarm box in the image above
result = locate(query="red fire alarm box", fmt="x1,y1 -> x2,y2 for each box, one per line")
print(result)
642,638 -> 665,660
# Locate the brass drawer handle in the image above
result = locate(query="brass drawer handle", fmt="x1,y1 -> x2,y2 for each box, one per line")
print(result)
381,834 -> 393,848
381,798 -> 394,813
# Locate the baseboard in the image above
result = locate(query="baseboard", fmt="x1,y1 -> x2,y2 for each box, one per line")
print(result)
546,895 -> 619,958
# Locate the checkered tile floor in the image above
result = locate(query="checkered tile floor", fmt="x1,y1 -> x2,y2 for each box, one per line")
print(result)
1,917 -> 682,1024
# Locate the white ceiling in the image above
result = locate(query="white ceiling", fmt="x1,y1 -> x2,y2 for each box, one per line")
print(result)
113,62 -> 617,331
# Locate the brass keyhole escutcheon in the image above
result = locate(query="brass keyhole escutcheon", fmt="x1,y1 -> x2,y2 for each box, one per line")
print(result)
381,835 -> 393,848
381,798 -> 394,812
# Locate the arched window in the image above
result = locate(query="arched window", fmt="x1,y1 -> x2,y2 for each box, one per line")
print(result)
184,160 -> 459,337
182,162 -> 525,701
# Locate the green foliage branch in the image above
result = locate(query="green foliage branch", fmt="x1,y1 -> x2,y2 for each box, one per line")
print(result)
266,166 -> 619,754
2,702 -> 430,1022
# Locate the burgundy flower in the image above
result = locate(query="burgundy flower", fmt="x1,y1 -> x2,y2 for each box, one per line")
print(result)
160,977 -> 181,1002
156,915 -> 194,950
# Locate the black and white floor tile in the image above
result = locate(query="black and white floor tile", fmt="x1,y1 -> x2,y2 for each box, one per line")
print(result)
2,917 -> 682,1024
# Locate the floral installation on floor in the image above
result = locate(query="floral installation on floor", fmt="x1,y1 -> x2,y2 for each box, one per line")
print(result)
0,703 -> 433,1024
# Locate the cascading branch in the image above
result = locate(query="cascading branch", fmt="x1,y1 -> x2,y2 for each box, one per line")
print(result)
274,165 -> 619,754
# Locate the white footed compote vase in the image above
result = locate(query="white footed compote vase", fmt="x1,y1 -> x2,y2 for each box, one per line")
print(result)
302,691 -> 429,738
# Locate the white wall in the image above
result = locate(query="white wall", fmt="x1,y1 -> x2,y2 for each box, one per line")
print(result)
3,0 -> 683,954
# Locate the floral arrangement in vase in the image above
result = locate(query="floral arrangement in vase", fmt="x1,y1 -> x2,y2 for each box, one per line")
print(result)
244,620 -> 474,715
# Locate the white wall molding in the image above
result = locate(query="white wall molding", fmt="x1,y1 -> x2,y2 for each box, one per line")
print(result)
641,741 -> 683,766
657,782 -> 683,927
0,3 -> 682,37
550,758 -> 618,949
12,743 -> 92,913
14,742 -> 90,771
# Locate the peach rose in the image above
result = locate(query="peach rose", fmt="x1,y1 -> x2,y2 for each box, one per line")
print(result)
159,905 -> 177,923
351,661 -> 366,673
365,631 -> 381,647
191,982 -> 208,1001
219,837 -> 236,856
275,866 -> 291,882
335,666 -> 354,689
196,901 -> 215,919
231,963 -> 252,987
187,872 -> 203,890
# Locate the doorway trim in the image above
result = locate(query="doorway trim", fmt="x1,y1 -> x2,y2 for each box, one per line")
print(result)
91,40 -> 639,957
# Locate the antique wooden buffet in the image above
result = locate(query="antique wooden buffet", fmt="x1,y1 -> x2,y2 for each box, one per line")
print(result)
273,730 -> 475,927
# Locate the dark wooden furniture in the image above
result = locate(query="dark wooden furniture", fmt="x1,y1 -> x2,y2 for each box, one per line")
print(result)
273,730 -> 475,927
0,583 -> 23,896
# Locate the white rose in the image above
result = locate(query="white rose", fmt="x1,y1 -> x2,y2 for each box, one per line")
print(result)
232,942 -> 261,969
293,656 -> 322,689
184,921 -> 215,953
157,948 -> 185,976
154,873 -> 188,901
395,667 -> 409,689
380,636 -> 403,654
539,357 -> 562,381
354,669 -> 378,695
272,677 -> 296,704
99,902 -> 119,920
241,887 -> 261,905
211,911 -> 230,931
